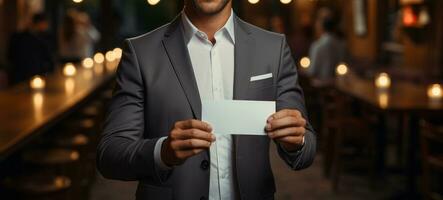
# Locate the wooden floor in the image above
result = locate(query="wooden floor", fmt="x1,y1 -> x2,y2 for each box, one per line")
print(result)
89,143 -> 402,200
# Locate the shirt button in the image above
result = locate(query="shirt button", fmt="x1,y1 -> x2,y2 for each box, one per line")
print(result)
200,160 -> 209,170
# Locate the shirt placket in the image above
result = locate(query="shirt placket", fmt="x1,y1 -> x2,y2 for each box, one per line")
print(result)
212,36 -> 232,200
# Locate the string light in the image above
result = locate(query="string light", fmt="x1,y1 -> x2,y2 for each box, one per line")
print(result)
63,63 -> 77,77
105,51 -> 116,62
280,0 -> 292,4
299,57 -> 310,69
72,0 -> 83,3
147,0 -> 160,5
94,53 -> 105,64
375,73 -> 391,89
82,58 -> 94,69
336,63 -> 348,76
113,48 -> 123,60
428,84 -> 442,99
248,0 -> 259,4
30,76 -> 46,90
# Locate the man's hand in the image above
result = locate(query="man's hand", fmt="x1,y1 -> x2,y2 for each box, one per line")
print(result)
161,119 -> 215,167
265,109 -> 306,152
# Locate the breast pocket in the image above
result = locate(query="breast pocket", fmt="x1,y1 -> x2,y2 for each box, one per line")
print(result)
136,183 -> 172,200
249,76 -> 274,89
247,79 -> 276,101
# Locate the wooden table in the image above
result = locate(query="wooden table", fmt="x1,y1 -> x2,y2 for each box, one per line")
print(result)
334,73 -> 442,112
333,73 -> 442,198
0,63 -> 116,160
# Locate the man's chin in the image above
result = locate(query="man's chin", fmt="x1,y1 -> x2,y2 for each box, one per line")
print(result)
193,0 -> 229,16
198,8 -> 223,15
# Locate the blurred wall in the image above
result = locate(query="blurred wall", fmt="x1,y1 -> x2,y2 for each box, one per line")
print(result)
402,0 -> 442,74
340,0 -> 380,62
339,0 -> 442,77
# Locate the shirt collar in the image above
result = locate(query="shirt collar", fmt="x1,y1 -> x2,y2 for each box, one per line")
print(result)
181,9 -> 235,44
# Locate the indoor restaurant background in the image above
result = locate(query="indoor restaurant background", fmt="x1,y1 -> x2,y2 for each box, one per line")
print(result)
0,0 -> 442,199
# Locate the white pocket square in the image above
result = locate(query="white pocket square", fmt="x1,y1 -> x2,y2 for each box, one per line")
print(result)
250,73 -> 273,82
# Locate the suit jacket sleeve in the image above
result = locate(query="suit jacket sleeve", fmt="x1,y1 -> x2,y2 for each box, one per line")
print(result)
96,39 -> 164,183
275,36 -> 317,170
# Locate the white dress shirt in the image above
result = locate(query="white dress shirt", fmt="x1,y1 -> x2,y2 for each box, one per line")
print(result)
153,10 -> 236,200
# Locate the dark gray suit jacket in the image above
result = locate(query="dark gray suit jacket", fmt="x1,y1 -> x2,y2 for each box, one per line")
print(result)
97,14 -> 316,200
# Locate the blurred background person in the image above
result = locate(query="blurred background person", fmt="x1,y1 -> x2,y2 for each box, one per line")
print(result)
59,9 -> 100,63
307,8 -> 346,80
7,13 -> 54,85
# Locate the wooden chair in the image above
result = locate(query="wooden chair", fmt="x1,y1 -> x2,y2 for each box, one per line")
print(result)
322,91 -> 377,192
420,120 -> 443,200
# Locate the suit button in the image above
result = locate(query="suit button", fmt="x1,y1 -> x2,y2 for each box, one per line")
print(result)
200,160 -> 209,170
200,196 -> 207,200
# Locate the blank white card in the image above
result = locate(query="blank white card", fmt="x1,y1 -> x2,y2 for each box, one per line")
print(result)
202,100 -> 276,135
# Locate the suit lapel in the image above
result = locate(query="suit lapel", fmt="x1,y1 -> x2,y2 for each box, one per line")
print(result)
162,16 -> 202,119
233,16 -> 254,101
233,17 -> 255,149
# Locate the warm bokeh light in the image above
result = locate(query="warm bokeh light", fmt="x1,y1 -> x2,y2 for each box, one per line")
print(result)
105,51 -> 116,62
70,151 -> 80,160
64,78 -> 75,96
32,93 -> 44,120
82,58 -> 94,69
427,84 -> 442,99
280,0 -> 292,4
113,48 -> 123,60
94,53 -> 105,64
336,63 -> 348,76
147,0 -> 160,5
375,73 -> 391,89
299,57 -> 310,69
94,64 -> 104,75
63,63 -> 77,77
82,69 -> 93,80
106,62 -> 118,72
54,176 -> 69,188
248,0 -> 260,4
72,0 -> 83,3
378,92 -> 389,109
32,93 -> 44,109
30,76 -> 46,90
403,6 -> 417,27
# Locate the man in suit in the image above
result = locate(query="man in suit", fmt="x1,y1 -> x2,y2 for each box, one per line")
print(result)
97,0 -> 316,199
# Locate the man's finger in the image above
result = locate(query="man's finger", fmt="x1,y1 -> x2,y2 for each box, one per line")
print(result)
174,149 -> 206,159
172,129 -> 216,142
266,116 -> 306,131
276,136 -> 304,145
268,127 -> 304,139
171,139 -> 212,150
175,119 -> 212,132
269,109 -> 301,121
